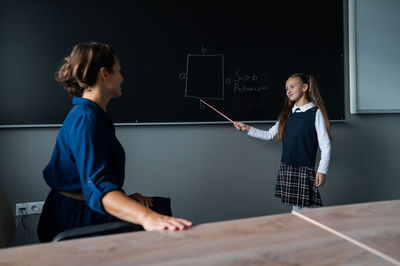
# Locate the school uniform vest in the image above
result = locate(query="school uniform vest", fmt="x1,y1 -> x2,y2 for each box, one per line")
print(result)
281,107 -> 318,167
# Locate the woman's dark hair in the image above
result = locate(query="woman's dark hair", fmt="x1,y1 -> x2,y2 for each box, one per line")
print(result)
55,42 -> 115,97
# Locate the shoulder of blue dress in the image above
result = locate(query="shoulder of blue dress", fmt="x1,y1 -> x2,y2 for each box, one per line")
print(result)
72,96 -> 83,105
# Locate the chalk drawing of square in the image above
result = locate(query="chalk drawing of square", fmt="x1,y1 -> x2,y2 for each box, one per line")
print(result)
185,54 -> 224,100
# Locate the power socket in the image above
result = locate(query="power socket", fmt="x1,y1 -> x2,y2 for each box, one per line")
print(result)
15,201 -> 44,216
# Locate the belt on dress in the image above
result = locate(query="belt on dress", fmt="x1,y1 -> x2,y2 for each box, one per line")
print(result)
57,190 -> 85,201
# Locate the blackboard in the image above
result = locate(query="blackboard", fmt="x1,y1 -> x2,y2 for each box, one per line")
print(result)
0,0 -> 344,126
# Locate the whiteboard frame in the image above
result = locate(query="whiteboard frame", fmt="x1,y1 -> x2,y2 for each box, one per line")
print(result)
349,0 -> 400,114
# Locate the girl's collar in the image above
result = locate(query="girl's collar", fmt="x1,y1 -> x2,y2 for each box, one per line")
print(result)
292,102 -> 315,112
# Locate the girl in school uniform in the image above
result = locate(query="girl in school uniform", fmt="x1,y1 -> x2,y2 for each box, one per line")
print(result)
234,73 -> 332,211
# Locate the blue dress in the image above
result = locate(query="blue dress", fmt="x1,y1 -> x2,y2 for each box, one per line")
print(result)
37,97 -> 171,242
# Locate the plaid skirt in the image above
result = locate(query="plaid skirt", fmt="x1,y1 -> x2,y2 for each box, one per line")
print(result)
275,162 -> 322,207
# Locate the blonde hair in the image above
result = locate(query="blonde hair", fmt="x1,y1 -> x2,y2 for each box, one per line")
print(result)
277,73 -> 333,141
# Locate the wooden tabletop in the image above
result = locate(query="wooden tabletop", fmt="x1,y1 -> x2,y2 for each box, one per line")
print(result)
1,200 -> 399,265
293,199 -> 400,264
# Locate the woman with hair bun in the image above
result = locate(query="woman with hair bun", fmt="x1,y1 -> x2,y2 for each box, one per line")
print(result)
38,42 -> 192,242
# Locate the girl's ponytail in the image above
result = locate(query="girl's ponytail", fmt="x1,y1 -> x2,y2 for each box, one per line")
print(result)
307,74 -> 333,140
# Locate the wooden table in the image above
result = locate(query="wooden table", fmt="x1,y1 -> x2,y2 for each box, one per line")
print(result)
293,199 -> 400,265
0,200 -> 399,265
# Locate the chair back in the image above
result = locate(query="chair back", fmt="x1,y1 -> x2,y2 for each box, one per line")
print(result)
0,189 -> 16,247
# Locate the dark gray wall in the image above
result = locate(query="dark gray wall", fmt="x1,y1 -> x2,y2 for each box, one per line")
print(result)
1,0 -> 399,246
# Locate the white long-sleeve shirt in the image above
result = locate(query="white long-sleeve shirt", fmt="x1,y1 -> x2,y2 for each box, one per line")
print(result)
247,102 -> 331,174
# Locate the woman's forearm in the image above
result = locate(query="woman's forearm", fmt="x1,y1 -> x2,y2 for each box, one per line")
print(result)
101,190 -> 153,225
101,190 -> 192,231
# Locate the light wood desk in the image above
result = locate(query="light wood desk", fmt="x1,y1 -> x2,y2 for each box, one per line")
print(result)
0,200 -> 398,265
293,199 -> 400,265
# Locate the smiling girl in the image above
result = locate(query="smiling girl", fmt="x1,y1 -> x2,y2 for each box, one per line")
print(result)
234,73 -> 332,211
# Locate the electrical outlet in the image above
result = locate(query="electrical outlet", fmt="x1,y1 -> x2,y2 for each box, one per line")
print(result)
15,201 -> 44,216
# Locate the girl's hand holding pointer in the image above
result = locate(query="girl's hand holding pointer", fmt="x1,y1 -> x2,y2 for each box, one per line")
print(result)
234,122 -> 250,132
